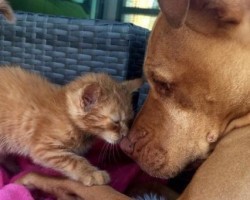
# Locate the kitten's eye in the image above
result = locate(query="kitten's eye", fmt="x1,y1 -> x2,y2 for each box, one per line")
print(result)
152,77 -> 173,97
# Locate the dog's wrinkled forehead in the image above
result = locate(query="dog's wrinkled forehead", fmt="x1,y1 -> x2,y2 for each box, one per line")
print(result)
145,0 -> 250,81
158,0 -> 248,29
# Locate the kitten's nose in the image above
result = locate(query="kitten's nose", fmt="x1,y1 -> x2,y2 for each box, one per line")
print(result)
120,136 -> 134,154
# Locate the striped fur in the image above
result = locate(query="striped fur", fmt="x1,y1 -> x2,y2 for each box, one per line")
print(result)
0,66 -> 142,186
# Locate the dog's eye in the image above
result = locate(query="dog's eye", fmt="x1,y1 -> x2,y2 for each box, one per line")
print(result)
153,78 -> 173,97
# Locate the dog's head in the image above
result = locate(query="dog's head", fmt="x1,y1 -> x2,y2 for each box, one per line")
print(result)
0,0 -> 15,23
121,0 -> 250,178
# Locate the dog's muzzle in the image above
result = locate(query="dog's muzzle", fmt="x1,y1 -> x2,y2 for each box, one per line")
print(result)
120,136 -> 134,154
120,128 -> 148,156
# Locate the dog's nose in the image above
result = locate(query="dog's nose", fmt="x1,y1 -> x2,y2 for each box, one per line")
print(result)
120,136 -> 134,154
120,128 -> 148,155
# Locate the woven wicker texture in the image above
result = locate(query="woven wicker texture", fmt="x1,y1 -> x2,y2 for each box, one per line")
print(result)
0,12 -> 149,85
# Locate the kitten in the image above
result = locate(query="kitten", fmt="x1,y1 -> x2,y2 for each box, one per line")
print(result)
0,66 -> 142,186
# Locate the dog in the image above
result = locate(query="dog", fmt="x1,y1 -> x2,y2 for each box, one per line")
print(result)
120,0 -> 250,199
6,0 -> 250,199
177,125 -> 250,200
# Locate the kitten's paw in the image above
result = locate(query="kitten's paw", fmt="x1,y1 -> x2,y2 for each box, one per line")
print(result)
15,172 -> 37,189
81,170 -> 110,186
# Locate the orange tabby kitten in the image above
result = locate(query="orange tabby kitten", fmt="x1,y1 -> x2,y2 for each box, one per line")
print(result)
0,67 -> 142,186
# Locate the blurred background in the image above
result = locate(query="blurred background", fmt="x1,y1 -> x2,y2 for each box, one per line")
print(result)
8,0 -> 160,29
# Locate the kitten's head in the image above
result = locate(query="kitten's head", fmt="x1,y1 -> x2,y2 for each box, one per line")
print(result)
66,73 -> 143,144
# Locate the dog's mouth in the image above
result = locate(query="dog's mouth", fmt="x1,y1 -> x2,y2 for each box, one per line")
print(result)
134,152 -> 183,179
120,135 -> 203,179
120,136 -> 179,179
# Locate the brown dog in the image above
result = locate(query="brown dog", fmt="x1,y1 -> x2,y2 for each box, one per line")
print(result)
10,0 -> 250,199
120,0 -> 250,199
178,125 -> 250,200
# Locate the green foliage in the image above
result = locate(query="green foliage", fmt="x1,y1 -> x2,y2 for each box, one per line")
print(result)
9,0 -> 89,18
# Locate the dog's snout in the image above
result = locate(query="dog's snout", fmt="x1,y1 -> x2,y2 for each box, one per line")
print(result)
120,136 -> 134,154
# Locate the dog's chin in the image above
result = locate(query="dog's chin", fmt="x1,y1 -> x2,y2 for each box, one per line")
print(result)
137,161 -> 182,180
140,157 -> 207,179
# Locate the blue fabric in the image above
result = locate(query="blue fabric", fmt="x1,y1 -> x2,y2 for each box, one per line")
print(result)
135,193 -> 167,200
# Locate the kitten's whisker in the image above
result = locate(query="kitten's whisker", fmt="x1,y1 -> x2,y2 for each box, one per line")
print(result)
112,144 -> 115,162
110,143 -> 115,163
98,142 -> 108,166
107,143 -> 112,164
112,175 -> 119,186
106,143 -> 112,165
104,143 -> 111,165
115,143 -> 122,161
106,143 -> 110,164
98,143 -> 104,164
112,144 -> 118,164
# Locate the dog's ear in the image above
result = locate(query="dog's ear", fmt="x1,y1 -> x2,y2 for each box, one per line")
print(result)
0,0 -> 16,23
157,0 -> 190,28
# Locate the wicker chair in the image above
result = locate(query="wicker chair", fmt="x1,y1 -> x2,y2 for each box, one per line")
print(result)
0,12 -> 150,109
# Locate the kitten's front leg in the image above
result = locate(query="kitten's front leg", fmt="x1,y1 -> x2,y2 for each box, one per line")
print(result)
30,145 -> 110,186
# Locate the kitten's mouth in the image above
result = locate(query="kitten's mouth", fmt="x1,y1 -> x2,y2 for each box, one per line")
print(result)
101,132 -> 122,144
105,138 -> 119,144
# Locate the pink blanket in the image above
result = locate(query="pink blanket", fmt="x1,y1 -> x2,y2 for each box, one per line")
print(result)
0,168 -> 33,200
0,139 -> 165,200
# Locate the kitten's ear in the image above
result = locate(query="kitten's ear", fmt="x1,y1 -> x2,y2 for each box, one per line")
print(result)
0,0 -> 16,23
122,78 -> 143,93
81,83 -> 101,112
